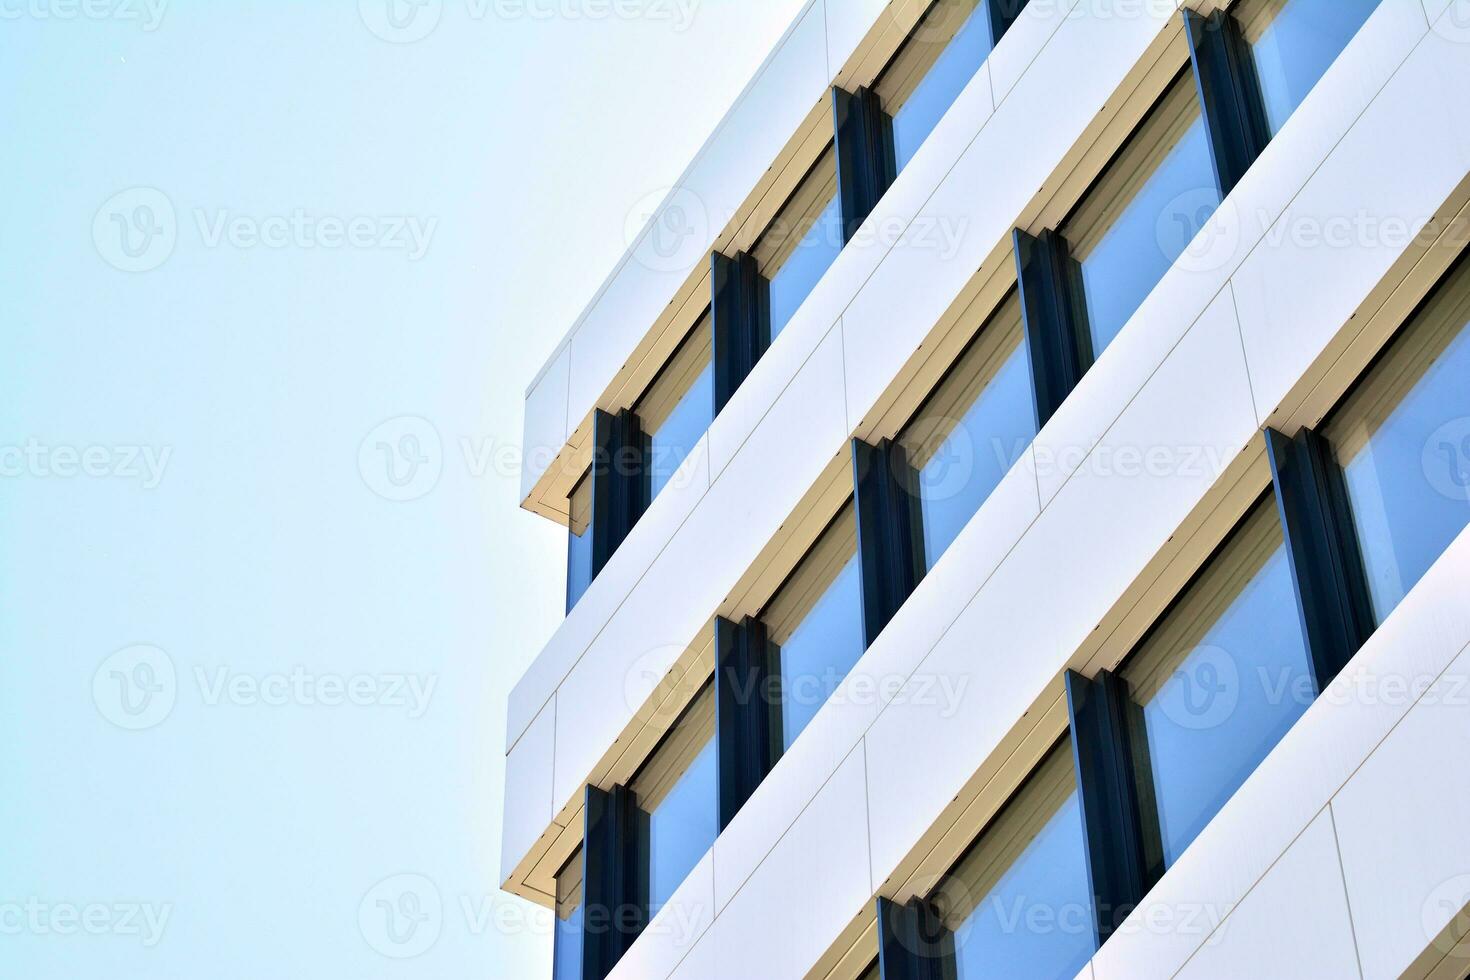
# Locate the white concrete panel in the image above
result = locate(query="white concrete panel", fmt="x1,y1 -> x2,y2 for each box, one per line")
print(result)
1172,810 -> 1359,980
501,697 -> 556,884
520,343 -> 570,502
1425,0 -> 1460,30
1234,26 -> 1470,421
1334,640 -> 1470,980
608,852 -> 716,980
824,0 -> 891,78
667,918 -> 720,980
986,0 -> 1081,106
551,330 -> 850,811
713,747 -> 873,980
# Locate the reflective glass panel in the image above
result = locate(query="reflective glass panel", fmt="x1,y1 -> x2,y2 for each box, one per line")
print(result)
1239,0 -> 1382,137
638,310 -> 714,500
553,849 -> 583,980
566,469 -> 594,611
1122,500 -> 1311,873
755,146 -> 842,342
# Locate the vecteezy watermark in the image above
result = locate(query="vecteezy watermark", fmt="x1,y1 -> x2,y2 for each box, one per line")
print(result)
0,0 -> 167,29
1431,0 -> 1470,45
1423,418 -> 1470,503
0,439 -> 171,488
93,645 -> 178,731
0,900 -> 173,947
1422,874 -> 1470,958
359,416 -> 444,502
359,0 -> 700,43
625,186 -> 710,274
93,188 -> 438,272
359,874 -> 443,959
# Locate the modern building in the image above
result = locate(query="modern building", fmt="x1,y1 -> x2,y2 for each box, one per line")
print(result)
503,2 -> 1470,978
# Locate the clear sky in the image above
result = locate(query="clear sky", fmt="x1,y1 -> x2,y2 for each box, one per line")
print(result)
0,2 -> 809,975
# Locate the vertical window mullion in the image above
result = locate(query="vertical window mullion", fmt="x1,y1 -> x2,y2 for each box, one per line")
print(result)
580,784 -> 645,980
1183,8 -> 1271,198
1064,668 -> 1150,946
986,0 -> 1025,44
852,437 -> 925,649
833,85 -> 897,244
1012,228 -> 1091,427
876,896 -> 953,980
714,615 -> 775,829
1264,426 -> 1377,691
710,250 -> 771,413
589,407 -> 650,576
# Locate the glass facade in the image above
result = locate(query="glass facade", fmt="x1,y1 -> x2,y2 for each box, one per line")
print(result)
755,145 -> 843,343
552,849 -> 584,980
1326,259 -> 1470,624
934,741 -> 1094,980
631,682 -> 718,914
1063,74 -> 1218,360
876,0 -> 995,174
566,469 -> 595,610
898,291 -> 1035,572
1121,500 -> 1312,875
1238,0 -> 1382,137
638,310 -> 714,500
761,502 -> 865,757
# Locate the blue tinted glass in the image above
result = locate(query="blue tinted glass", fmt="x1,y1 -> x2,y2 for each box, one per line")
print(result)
768,193 -> 842,341
1128,506 -> 1311,869
645,736 -> 718,912
949,750 -> 1094,980
1248,0 -> 1381,136
1075,95 -> 1217,359
553,898 -> 582,980
771,555 -> 865,753
1332,282 -> 1470,622
566,472 -> 594,611
908,315 -> 1035,571
889,3 -> 994,172
648,360 -> 713,499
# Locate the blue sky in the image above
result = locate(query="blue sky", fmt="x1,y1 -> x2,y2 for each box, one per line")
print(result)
0,1 -> 807,975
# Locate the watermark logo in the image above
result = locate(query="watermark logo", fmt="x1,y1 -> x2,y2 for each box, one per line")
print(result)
1422,417 -> 1470,503
0,900 -> 173,946
92,645 -> 178,731
1431,0 -> 1470,45
622,643 -> 696,719
359,0 -> 442,42
0,440 -> 171,488
1421,874 -> 1470,957
626,186 -> 709,274
93,187 -> 177,273
0,0 -> 168,30
1156,645 -> 1239,731
359,416 -> 443,501
359,874 -> 442,958
1157,189 -> 1237,275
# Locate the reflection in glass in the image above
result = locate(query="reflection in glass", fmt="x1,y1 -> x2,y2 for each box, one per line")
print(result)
1122,501 -> 1311,875
1063,75 -> 1218,360
935,741 -> 1094,980
755,146 -> 842,342
877,0 -> 995,173
566,469 -> 594,610
1326,260 -> 1470,623
899,291 -> 1035,572
1239,0 -> 1381,137
761,502 -> 865,757
631,682 -> 718,914
638,310 -> 714,500
553,849 -> 584,980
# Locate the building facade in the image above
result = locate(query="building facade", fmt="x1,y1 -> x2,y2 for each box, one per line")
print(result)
504,2 -> 1470,978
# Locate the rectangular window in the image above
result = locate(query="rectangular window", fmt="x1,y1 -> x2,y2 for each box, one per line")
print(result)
1062,73 -> 1218,360
1238,0 -> 1382,137
1325,258 -> 1470,624
761,501 -> 865,757
754,145 -> 842,343
932,740 -> 1094,980
630,682 -> 718,914
553,849 -> 583,980
876,0 -> 996,173
898,290 -> 1035,571
637,310 -> 714,500
566,469 -> 594,610
1121,499 -> 1311,878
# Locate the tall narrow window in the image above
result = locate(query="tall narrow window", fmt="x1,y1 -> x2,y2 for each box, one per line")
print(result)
1062,73 -> 1218,360
754,146 -> 842,343
876,0 -> 996,173
761,502 -> 865,757
1237,0 -> 1381,137
933,740 -> 1094,980
1325,259 -> 1470,624
1121,500 -> 1311,878
898,291 -> 1035,571
630,682 -> 718,914
566,469 -> 594,610
637,310 -> 714,500
553,849 -> 584,980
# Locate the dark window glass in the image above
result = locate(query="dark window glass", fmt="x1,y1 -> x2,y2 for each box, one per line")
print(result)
761,501 -> 865,757
566,469 -> 594,610
898,290 -> 1035,572
934,740 -> 1094,980
754,146 -> 842,342
1063,74 -> 1218,360
1122,500 -> 1311,875
857,959 -> 881,980
876,0 -> 995,173
553,849 -> 583,980
1239,0 -> 1382,137
1326,259 -> 1470,623
631,682 -> 718,914
638,310 -> 714,500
